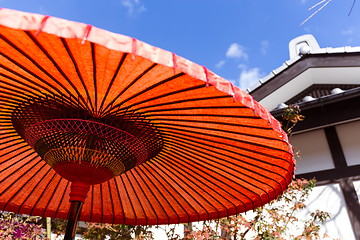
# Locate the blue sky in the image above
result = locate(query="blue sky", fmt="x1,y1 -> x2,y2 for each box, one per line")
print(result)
0,0 -> 359,90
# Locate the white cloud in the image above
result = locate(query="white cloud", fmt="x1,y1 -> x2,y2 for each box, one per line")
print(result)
304,27 -> 311,33
122,0 -> 147,16
226,43 -> 248,60
301,0 -> 307,3
137,4 -> 147,13
215,60 -> 226,69
38,6 -> 49,15
341,27 -> 358,35
238,67 -> 265,91
260,40 -> 269,54
237,64 -> 247,70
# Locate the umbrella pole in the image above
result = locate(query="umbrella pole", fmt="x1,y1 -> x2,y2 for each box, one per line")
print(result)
64,180 -> 91,240
64,201 -> 83,240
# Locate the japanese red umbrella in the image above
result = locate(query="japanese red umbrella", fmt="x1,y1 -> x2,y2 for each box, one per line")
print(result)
0,8 -> 294,239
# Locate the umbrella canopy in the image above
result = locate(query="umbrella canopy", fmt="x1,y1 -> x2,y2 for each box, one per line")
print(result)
0,8 -> 294,226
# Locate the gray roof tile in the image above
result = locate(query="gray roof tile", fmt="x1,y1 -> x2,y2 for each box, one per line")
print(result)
248,42 -> 360,93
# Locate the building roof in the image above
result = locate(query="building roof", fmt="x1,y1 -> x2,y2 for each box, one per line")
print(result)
249,34 -> 360,111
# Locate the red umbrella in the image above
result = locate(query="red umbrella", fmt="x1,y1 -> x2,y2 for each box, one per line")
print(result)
0,8 -> 294,239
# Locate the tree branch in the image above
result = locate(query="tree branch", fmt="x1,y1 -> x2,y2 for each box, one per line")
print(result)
349,0 -> 357,16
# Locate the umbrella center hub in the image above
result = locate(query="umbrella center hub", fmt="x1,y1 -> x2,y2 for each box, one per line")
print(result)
24,119 -> 148,185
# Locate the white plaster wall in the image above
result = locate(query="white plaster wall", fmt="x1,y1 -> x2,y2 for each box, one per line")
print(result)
336,120 -> 360,166
152,224 -> 185,240
295,184 -> 355,240
51,233 -> 84,240
151,184 -> 356,240
290,129 -> 334,174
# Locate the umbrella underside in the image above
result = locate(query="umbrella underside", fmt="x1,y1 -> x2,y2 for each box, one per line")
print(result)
0,8 -> 294,225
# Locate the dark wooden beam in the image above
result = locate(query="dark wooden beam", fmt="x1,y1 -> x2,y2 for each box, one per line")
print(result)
324,127 -> 347,168
296,165 -> 360,186
272,92 -> 360,134
340,179 -> 360,240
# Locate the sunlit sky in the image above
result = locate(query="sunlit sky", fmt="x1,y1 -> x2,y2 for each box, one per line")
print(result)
1,0 -> 359,90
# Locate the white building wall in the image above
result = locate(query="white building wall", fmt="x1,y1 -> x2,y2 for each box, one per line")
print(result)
152,224 -> 185,240
290,127 -> 358,239
290,129 -> 334,175
296,184 -> 355,240
336,120 -> 360,166
151,184 -> 356,240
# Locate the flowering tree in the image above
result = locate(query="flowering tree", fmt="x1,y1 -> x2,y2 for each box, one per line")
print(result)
81,223 -> 153,240
174,178 -> 332,240
0,212 -> 45,239
281,104 -> 304,137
